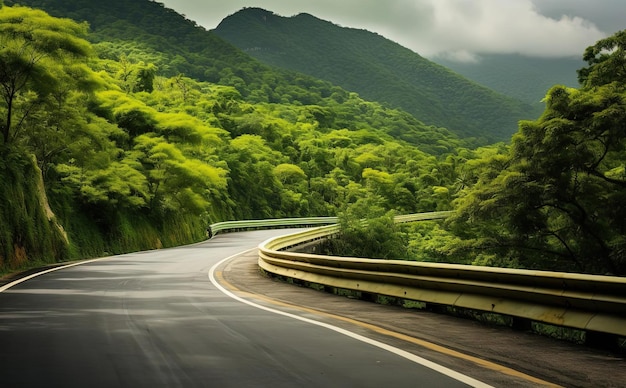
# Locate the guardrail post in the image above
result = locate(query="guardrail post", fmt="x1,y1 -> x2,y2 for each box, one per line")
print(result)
511,317 -> 532,331
585,331 -> 620,352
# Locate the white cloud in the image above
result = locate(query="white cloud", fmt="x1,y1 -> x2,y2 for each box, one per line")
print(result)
376,0 -> 606,61
161,0 -> 612,62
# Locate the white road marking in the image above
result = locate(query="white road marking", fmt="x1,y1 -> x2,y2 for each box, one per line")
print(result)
1,242 -> 493,387
209,250 -> 493,388
0,258 -> 108,293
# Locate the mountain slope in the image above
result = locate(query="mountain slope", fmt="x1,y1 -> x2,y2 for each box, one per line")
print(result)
0,1 -> 473,269
214,8 -> 538,141
5,0 -> 265,85
11,0 -> 471,153
433,54 -> 583,105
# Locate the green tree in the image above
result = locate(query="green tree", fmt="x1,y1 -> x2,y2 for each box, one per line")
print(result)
132,134 -> 227,215
326,197 -> 409,259
224,135 -> 285,218
273,163 -> 306,185
0,5 -> 94,145
578,30 -> 626,88
109,55 -> 157,94
449,31 -> 626,275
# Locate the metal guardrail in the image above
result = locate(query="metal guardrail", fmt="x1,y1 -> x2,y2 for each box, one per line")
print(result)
208,217 -> 338,236
209,212 -> 453,236
257,212 -> 626,340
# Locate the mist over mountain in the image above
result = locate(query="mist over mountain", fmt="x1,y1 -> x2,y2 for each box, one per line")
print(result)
433,54 -> 584,106
214,7 -> 539,141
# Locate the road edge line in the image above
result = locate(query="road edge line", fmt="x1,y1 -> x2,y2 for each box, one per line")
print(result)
209,249 -> 494,388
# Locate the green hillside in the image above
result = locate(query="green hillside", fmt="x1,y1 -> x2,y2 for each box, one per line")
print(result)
0,1 -> 466,271
213,7 -> 538,141
4,0 -> 273,85
8,0 -> 462,150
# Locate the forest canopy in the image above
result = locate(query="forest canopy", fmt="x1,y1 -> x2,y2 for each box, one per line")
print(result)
0,3 -> 465,271
0,1 -> 624,277
424,31 -> 626,275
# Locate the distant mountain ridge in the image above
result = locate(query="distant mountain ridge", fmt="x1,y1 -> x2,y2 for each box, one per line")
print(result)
214,7 -> 539,141
433,54 -> 584,105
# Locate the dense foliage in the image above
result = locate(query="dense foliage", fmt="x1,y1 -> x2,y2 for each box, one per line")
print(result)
0,3 -> 465,271
432,31 -> 626,275
214,7 -> 536,142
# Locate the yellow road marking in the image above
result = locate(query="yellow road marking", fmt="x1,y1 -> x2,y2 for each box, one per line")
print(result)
215,270 -> 562,388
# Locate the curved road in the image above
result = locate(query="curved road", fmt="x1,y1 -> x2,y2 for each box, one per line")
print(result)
0,229 -> 486,387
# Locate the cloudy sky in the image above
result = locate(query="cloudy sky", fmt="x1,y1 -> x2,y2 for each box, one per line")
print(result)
159,0 -> 623,62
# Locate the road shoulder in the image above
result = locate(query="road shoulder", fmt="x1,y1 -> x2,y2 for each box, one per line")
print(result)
219,249 -> 626,388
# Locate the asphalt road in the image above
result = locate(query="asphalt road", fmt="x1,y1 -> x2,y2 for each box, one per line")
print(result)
0,229 -> 487,388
